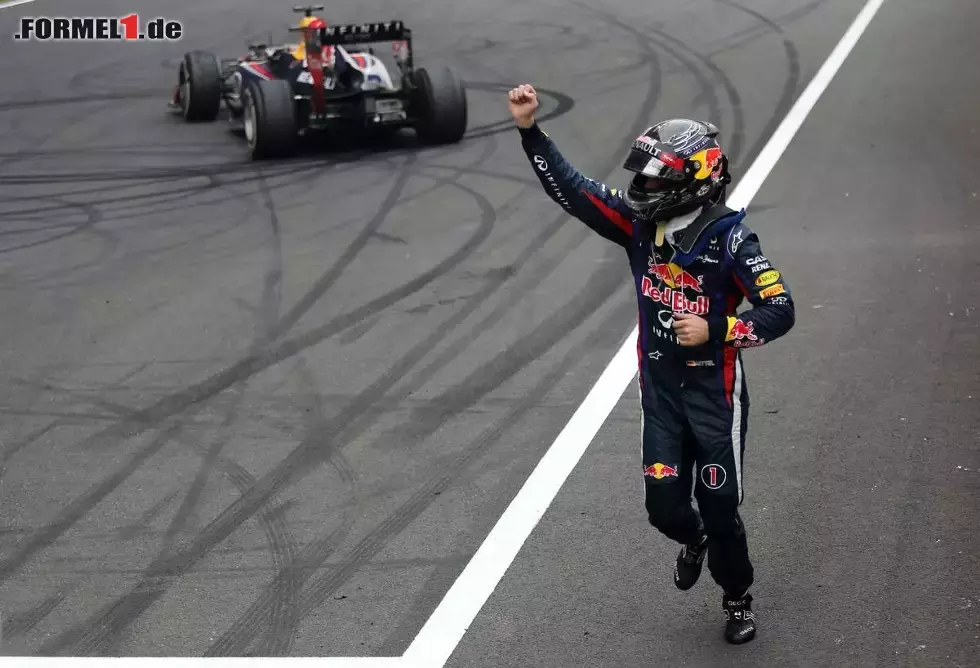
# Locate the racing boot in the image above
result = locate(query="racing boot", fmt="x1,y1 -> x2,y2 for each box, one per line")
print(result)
722,591 -> 756,644
673,533 -> 708,591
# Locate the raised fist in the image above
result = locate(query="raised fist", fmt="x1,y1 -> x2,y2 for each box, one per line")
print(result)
508,83 -> 539,129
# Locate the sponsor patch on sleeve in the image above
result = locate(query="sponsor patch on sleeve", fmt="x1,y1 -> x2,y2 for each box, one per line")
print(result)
754,270 -> 781,286
760,284 -> 786,299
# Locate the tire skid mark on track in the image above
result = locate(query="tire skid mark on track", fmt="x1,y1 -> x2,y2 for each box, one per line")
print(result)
76,167 -> 304,656
156,394 -> 244,564
0,101 -> 120,268
462,84 -> 575,141
375,289 -> 638,655
450,21 -> 576,59
218,361 -> 361,657
0,161 -> 357,292
30,262 -> 305,656
29,401 -> 303,656
0,585 -> 72,645
712,0 -> 802,171
206,182 -> 517,655
572,0 -> 736,163
0,161 -> 323,185
6,168 -> 295,653
644,23 -> 745,167
25,175 -> 500,652
264,153 -> 418,340
0,199 -> 103,255
115,487 -> 185,540
0,421 -> 60,480
257,362 -> 360,656
434,21 -> 578,82
252,167 -> 287,344
418,163 -> 538,188
3,158 -> 357,226
709,0 -> 831,59
0,362 -> 150,483
0,92 -> 159,113
0,423 -> 184,584
0,143 -> 240,158
218,250 -> 633,654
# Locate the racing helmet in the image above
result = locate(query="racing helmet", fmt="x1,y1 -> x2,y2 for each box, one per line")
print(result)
291,16 -> 327,60
621,119 -> 731,222
297,15 -> 326,30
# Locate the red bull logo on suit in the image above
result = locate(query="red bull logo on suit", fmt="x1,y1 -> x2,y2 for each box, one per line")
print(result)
644,463 -> 679,479
641,276 -> 709,315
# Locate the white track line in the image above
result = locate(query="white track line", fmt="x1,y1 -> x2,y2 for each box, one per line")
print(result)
402,0 -> 888,666
0,0 -> 35,11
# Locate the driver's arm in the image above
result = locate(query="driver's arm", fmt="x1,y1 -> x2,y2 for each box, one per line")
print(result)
519,124 -> 633,249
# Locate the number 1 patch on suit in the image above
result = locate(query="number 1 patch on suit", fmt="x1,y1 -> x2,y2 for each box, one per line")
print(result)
701,464 -> 727,490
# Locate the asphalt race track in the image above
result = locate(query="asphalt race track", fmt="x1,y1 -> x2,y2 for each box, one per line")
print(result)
1,0 -> 978,664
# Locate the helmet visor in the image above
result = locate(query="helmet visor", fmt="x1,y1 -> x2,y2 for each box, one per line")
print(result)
623,145 -> 686,181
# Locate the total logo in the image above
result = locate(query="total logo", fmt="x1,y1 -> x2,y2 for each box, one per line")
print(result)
644,462 -> 679,480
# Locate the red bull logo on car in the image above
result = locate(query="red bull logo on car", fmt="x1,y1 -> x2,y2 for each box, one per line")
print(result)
641,276 -> 709,315
644,462 -> 679,479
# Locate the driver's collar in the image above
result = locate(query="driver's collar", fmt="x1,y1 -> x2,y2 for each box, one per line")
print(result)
653,209 -> 701,248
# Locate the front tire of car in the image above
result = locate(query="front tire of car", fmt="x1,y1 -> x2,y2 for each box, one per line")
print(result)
242,79 -> 297,160
178,50 -> 222,122
412,66 -> 467,145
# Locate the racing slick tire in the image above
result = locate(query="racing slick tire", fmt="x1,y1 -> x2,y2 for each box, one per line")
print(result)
412,67 -> 467,145
178,51 -> 222,122
242,79 -> 297,160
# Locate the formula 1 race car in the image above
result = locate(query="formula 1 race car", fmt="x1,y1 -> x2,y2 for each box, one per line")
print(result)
169,6 -> 467,159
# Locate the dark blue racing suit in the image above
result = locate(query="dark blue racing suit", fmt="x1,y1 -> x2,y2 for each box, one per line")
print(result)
520,123 -> 795,595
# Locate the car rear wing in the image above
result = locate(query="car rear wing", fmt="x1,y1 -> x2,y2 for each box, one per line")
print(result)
318,22 -> 410,46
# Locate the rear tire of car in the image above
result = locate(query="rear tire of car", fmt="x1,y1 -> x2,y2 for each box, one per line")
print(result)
179,51 -> 222,122
242,79 -> 297,160
413,67 -> 467,145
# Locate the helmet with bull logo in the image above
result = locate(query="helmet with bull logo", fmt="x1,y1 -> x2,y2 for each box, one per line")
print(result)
621,119 -> 731,222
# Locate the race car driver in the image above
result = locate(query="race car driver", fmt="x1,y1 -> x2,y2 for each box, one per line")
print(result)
507,83 -> 795,644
